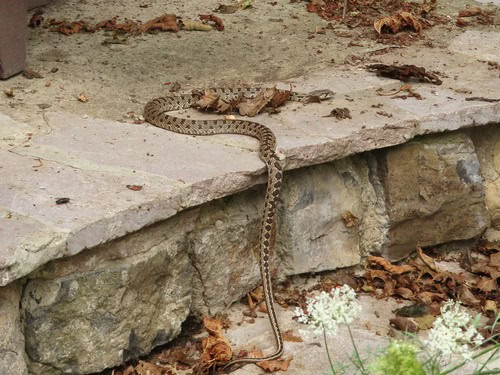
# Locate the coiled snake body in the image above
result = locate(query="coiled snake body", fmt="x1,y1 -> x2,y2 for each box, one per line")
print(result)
144,87 -> 333,371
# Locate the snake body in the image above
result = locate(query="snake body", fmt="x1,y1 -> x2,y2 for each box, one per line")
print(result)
144,87 -> 333,371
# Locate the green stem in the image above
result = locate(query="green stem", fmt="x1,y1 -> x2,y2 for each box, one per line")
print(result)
439,344 -> 500,375
323,325 -> 336,375
346,323 -> 368,374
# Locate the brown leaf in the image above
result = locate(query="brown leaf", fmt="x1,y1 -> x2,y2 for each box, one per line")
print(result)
458,285 -> 481,307
135,360 -> 165,375
23,68 -> 43,79
367,256 -> 415,275
415,314 -> 436,330
237,88 -> 276,117
417,291 -> 446,304
395,287 -> 414,299
282,329 -> 303,343
78,93 -> 89,103
483,300 -> 497,314
126,184 -> 143,191
341,211 -> 359,228
269,89 -> 291,108
140,14 -> 179,32
325,107 -> 351,120
374,11 -> 422,34
456,18 -> 469,27
182,19 -> 213,31
248,349 -> 292,372
257,302 -> 268,314
389,316 -> 419,333
196,89 -> 221,109
476,277 -> 497,293
367,64 -> 442,85
203,317 -> 223,335
459,7 -> 482,17
489,251 -> 500,267
199,14 -> 224,31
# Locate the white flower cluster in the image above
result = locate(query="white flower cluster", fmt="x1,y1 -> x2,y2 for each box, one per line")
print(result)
295,285 -> 362,335
425,300 -> 484,362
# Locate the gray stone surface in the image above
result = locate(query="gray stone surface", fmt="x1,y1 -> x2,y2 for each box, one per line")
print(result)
378,133 -> 490,260
471,124 -> 500,242
0,282 -> 28,375
450,30 -> 500,63
278,158 -> 368,275
22,213 -> 194,374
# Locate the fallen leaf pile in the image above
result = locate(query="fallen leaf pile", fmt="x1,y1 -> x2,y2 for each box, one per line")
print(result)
456,6 -> 494,27
194,317 -> 232,374
247,349 -> 293,372
301,0 -> 445,43
44,13 -> 224,36
374,11 -> 423,34
367,64 -> 442,85
359,245 -> 499,323
194,87 -> 292,117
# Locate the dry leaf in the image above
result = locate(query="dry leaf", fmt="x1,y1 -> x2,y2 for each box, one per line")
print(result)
199,14 -> 224,31
476,277 -> 497,293
126,184 -> 143,191
341,211 -> 359,228
196,316 -> 232,373
282,329 -> 303,342
415,314 -> 436,330
325,107 -> 351,120
489,251 -> 500,267
367,256 -> 415,274
23,68 -> 43,79
182,20 -> 212,31
247,350 -> 292,372
458,285 -> 481,307
139,14 -> 179,32
374,11 -> 423,34
135,360 -> 164,375
395,287 -> 414,299
483,300 -> 497,314
459,7 -> 482,17
78,93 -> 89,103
237,88 -> 276,117
389,316 -> 419,333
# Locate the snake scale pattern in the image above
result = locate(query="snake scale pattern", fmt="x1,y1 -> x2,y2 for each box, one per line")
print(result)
144,87 -> 333,372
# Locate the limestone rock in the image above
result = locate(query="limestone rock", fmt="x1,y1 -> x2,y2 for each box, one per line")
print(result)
188,189 -> 263,316
278,158 -> 369,275
378,133 -> 489,260
0,282 -> 28,375
22,215 -> 194,374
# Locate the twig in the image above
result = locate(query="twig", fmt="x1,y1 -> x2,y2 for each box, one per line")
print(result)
465,97 -> 500,102
343,0 -> 348,19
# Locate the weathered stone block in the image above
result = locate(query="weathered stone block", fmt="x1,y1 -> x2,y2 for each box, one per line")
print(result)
470,124 -> 500,242
22,215 -> 194,375
278,158 -> 371,275
378,133 -> 489,260
187,189 -> 263,316
0,282 -> 28,375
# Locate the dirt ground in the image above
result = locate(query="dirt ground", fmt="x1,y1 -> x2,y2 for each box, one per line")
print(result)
0,0 -> 498,129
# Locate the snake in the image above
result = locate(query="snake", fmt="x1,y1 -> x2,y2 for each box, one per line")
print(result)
144,87 -> 334,372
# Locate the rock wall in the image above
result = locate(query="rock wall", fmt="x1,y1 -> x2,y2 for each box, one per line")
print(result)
1,125 -> 498,374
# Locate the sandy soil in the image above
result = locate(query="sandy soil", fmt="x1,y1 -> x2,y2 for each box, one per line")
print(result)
0,0 -> 498,129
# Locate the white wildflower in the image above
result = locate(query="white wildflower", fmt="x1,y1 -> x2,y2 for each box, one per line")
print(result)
425,300 -> 484,362
294,285 -> 361,335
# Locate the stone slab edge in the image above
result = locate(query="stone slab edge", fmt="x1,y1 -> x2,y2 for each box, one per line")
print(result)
1,91 -> 500,287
